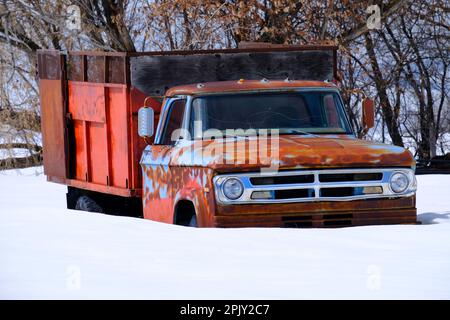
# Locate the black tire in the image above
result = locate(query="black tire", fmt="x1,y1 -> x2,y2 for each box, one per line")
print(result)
75,195 -> 104,213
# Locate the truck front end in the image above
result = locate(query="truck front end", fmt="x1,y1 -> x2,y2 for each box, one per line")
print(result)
140,80 -> 417,228
213,167 -> 417,228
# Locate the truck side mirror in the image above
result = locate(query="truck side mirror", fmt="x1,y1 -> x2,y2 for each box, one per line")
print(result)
138,107 -> 154,138
362,98 -> 375,130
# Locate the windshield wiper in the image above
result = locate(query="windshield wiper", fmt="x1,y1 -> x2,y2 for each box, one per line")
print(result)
279,129 -> 318,137
220,132 -> 258,139
212,129 -> 319,138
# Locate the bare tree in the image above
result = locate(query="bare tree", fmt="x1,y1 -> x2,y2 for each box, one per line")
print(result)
0,0 -> 136,169
1,0 -> 448,169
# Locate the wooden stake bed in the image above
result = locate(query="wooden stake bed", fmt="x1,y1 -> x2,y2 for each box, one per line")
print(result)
37,45 -> 337,197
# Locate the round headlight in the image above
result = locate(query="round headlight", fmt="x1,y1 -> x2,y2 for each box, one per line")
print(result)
390,172 -> 409,193
222,178 -> 244,200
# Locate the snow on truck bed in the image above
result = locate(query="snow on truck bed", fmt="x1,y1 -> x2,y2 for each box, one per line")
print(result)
0,167 -> 449,299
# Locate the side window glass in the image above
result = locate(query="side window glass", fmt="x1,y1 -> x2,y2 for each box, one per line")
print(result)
161,99 -> 186,145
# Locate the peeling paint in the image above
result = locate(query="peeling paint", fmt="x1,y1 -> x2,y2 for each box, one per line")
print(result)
140,133 -> 415,227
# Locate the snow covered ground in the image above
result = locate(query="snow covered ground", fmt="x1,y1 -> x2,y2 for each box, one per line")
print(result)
0,167 -> 449,300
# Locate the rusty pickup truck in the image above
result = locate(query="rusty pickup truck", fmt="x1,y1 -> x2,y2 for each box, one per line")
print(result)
37,45 -> 417,227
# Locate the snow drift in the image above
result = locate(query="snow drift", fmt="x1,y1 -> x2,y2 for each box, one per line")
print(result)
0,167 -> 449,299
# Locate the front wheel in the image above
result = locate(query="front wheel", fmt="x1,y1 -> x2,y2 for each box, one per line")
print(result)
188,215 -> 198,227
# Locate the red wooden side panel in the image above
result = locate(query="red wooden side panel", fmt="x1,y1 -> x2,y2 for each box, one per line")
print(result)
67,81 -> 138,196
39,79 -> 68,181
37,50 -> 68,182
108,86 -> 130,188
68,82 -> 106,123
89,121 -> 108,185
38,51 -> 144,197
72,120 -> 87,180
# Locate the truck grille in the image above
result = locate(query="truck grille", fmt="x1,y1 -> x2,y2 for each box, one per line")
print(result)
318,172 -> 382,182
213,168 -> 416,204
250,174 -> 315,185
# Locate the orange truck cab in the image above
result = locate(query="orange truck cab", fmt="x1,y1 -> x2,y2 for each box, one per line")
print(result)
37,45 -> 417,227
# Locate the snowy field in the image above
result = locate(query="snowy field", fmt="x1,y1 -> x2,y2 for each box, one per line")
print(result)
0,167 -> 449,300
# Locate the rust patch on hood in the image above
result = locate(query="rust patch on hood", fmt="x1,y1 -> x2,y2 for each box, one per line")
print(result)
169,135 -> 415,172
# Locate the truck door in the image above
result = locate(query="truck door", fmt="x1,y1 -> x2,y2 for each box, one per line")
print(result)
141,98 -> 187,222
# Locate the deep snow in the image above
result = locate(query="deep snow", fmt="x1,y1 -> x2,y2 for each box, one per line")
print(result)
0,167 -> 449,299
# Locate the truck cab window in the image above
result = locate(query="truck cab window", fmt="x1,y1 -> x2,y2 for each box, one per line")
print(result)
161,99 -> 186,145
189,91 -> 352,137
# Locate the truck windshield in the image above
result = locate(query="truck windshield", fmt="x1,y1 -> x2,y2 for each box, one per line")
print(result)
189,91 -> 352,138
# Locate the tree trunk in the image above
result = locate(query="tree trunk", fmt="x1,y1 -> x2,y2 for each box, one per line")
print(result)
364,33 -> 404,147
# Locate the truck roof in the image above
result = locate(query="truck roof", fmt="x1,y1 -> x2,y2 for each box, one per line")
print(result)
165,80 -> 337,97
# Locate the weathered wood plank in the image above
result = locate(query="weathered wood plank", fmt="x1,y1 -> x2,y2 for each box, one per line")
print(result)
131,50 -> 334,96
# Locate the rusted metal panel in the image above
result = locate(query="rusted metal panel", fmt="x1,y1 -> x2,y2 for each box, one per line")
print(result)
165,79 -> 336,97
141,147 -> 217,227
141,145 -> 173,223
213,208 -> 417,228
167,135 -> 415,172
213,196 -> 416,228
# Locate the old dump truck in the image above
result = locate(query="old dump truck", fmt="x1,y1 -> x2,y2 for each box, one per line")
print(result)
37,45 -> 417,228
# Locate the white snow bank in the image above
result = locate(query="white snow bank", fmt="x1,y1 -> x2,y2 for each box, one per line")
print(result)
0,167 -> 449,299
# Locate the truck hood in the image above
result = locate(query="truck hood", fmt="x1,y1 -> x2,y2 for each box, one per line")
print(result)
170,135 -> 415,171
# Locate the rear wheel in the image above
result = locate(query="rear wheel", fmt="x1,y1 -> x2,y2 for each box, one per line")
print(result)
75,195 -> 104,213
67,187 -> 142,217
